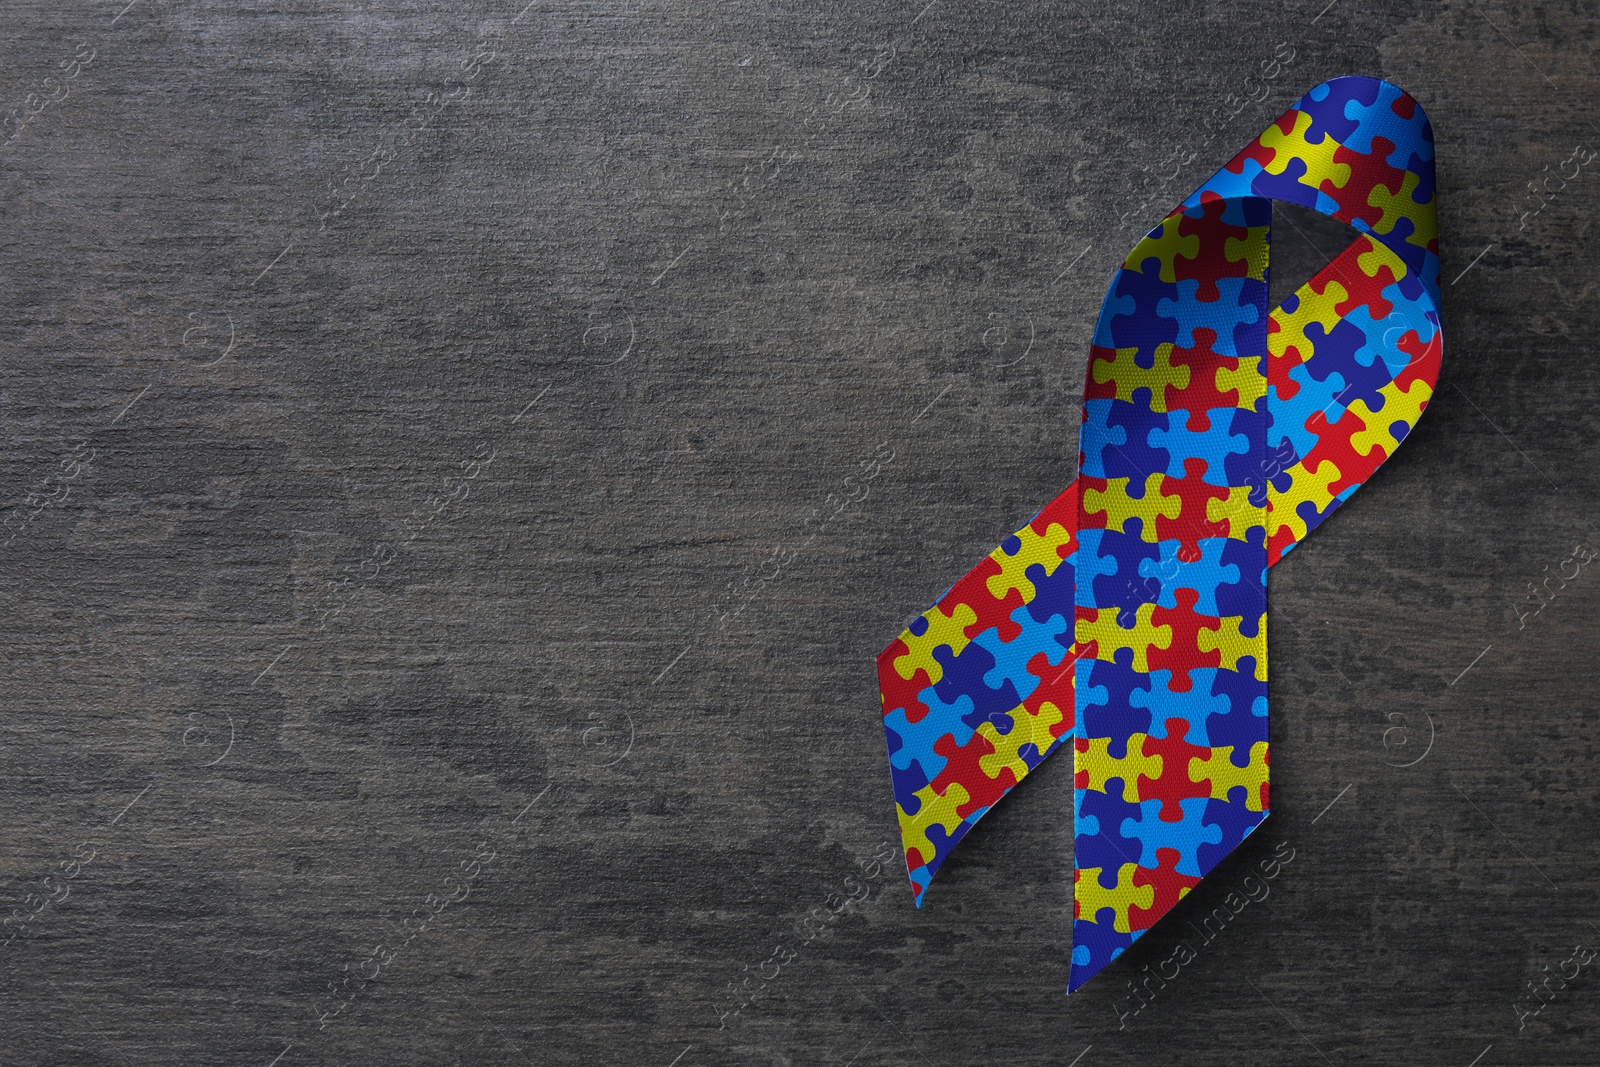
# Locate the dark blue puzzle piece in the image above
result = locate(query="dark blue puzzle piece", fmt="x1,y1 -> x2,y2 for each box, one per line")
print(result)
932,641 -> 1023,733
1083,649 -> 1155,756
1196,786 -> 1267,874
1101,400 -> 1173,483
1070,914 -> 1137,994
1108,257 -> 1183,359
1076,780 -> 1148,876
1298,76 -> 1381,146
1204,666 -> 1268,768
1300,316 -> 1397,413
1213,525 -> 1267,633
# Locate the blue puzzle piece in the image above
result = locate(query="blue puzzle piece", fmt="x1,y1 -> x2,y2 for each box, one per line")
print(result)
884,687 -> 984,817
1245,433 -> 1300,507
1079,400 -> 1130,480
1121,797 -> 1225,875
1338,80 -> 1424,157
1228,277 -> 1271,357
1091,288 -> 1138,348
1300,316 -> 1397,413
1272,361 -> 1349,459
884,720 -> 931,815
884,693 -> 972,779
1135,668 -> 1227,746
1378,279 -> 1439,344
1402,149 -> 1435,203
1102,399 -> 1175,484
1251,154 -> 1320,210
1155,277 -> 1264,355
921,818 -> 974,884
1075,654 -> 1110,713
1138,538 -> 1240,618
1073,527 -> 1122,611
1023,556 -> 1078,632
1221,400 -> 1268,496
1147,409 -> 1250,487
1377,216 -> 1435,300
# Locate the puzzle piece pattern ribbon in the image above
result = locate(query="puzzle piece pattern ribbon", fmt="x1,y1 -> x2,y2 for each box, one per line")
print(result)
875,76 -> 1441,994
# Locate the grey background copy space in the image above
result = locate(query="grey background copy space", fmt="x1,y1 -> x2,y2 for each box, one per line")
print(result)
2,1 -> 1597,1065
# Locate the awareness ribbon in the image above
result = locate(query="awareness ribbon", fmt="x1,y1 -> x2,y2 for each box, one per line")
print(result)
876,76 -> 1441,993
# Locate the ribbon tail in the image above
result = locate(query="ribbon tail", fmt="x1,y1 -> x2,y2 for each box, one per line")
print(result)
877,482 -> 1080,906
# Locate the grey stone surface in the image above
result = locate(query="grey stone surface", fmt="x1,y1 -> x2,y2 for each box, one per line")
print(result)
1,1 -> 1597,1064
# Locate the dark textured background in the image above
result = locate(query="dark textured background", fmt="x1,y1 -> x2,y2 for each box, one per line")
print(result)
2,1 -> 1597,1064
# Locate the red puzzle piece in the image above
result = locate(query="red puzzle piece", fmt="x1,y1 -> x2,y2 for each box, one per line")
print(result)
1155,458 -> 1232,561
1165,330 -> 1243,431
1138,719 -> 1214,821
1146,589 -> 1223,694
1128,846 -> 1202,931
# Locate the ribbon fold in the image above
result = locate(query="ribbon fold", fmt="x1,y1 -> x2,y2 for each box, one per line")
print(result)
876,76 -> 1441,993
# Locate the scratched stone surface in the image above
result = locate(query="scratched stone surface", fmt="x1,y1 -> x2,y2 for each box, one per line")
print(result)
1,1 -> 1597,1065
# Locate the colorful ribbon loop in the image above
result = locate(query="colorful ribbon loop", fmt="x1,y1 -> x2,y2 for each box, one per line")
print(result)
876,76 -> 1440,993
